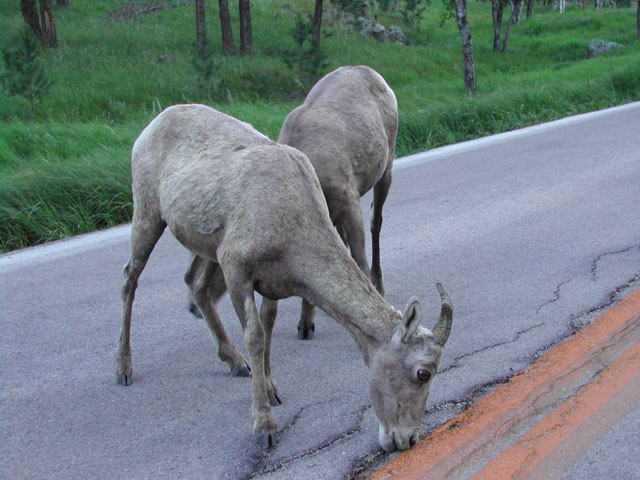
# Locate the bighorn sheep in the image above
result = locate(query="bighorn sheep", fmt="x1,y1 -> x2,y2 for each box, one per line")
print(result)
189,65 -> 398,340
116,104 -> 453,451
279,65 -> 397,339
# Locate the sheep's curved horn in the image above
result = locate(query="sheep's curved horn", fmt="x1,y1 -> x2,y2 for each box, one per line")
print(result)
432,283 -> 453,347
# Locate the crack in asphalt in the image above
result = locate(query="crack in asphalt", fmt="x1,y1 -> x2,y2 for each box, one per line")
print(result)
571,270 -> 640,333
535,278 -> 572,314
537,245 -> 640,318
244,403 -> 372,480
438,322 -> 545,376
272,397 -> 333,437
590,245 -> 640,281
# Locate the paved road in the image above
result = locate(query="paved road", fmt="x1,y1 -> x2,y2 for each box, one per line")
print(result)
2,102 -> 640,480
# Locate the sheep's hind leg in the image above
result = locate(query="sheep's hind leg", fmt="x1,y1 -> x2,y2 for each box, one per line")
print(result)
370,170 -> 391,296
260,298 -> 281,406
296,300 -> 316,340
339,194 -> 372,280
228,281 -> 277,446
185,255 -> 251,377
117,215 -> 166,386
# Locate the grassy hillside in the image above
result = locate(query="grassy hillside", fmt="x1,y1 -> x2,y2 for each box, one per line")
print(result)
1,0 -> 639,252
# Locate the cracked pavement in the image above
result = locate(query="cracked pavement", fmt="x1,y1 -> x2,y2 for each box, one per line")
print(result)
2,102 -> 640,479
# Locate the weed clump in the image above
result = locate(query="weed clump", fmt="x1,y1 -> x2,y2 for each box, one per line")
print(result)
2,26 -> 53,120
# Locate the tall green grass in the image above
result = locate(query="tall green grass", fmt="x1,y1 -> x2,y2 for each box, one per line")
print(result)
396,56 -> 640,154
0,121 -> 138,251
0,161 -> 132,251
1,0 -> 639,252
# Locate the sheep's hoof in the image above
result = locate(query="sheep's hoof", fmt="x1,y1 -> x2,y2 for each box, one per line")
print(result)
232,365 -> 252,378
297,325 -> 315,340
188,300 -> 203,318
372,277 -> 385,296
117,373 -> 132,386
258,434 -> 276,449
269,393 -> 282,407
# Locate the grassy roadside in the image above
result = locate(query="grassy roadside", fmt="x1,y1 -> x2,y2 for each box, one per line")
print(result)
1,0 -> 639,253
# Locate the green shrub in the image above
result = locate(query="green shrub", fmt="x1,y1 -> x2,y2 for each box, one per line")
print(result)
2,26 -> 53,119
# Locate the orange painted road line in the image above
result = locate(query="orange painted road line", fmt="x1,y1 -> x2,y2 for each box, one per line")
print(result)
368,287 -> 640,480
522,363 -> 640,479
471,338 -> 640,480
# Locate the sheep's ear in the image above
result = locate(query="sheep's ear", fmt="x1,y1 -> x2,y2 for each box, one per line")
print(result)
401,297 -> 422,343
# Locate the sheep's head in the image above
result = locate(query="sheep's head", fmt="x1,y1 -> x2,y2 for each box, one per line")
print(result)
369,283 -> 453,451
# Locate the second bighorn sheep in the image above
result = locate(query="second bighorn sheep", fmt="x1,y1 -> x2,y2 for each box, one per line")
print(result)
116,104 -> 453,451
278,65 -> 398,339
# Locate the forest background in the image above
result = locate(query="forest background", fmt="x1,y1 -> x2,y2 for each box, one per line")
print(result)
1,0 -> 639,253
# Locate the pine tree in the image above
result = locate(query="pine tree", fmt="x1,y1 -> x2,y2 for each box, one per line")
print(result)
402,0 -> 428,27
192,36 -> 219,100
283,14 -> 327,92
2,26 -> 53,119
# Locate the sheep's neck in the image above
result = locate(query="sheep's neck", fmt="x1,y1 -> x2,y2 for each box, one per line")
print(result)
303,252 -> 399,364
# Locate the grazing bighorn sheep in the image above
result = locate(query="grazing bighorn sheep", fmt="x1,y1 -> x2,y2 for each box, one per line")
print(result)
116,104 -> 453,451
189,65 -> 398,340
279,65 -> 397,340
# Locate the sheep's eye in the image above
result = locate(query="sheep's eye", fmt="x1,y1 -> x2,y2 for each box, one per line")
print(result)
417,369 -> 431,382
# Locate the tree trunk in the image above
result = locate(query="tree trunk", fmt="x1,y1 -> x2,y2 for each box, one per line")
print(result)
239,0 -> 252,55
452,0 -> 477,92
218,0 -> 235,55
312,0 -> 323,49
195,0 -> 207,55
39,0 -> 57,47
526,0 -> 534,18
29,94 -> 36,121
515,0 -> 523,22
501,0 -> 522,52
21,0 -> 42,40
492,0 -> 505,51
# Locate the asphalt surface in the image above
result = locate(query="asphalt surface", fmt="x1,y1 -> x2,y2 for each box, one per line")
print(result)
2,102 -> 640,479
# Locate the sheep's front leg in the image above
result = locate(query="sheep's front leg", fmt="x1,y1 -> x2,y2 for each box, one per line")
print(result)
117,215 -> 165,385
229,286 -> 277,446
